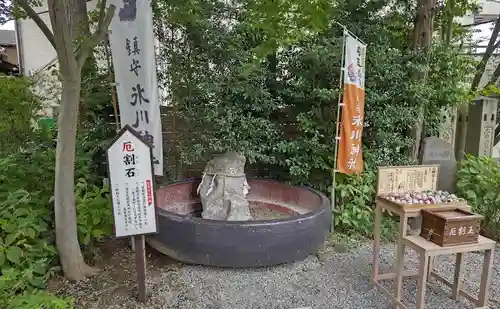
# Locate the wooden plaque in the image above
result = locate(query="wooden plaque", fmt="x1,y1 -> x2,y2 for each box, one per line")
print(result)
376,165 -> 440,195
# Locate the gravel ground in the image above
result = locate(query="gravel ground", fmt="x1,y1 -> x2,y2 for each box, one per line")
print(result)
52,240 -> 500,309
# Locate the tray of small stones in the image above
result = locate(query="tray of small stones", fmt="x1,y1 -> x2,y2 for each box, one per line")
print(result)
376,190 -> 468,210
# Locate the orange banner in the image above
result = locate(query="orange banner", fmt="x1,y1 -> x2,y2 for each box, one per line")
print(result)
337,34 -> 366,174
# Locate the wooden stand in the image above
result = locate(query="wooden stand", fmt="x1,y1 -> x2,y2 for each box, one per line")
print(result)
373,165 -> 463,282
397,235 -> 496,309
372,198 -> 470,289
372,165 -> 496,309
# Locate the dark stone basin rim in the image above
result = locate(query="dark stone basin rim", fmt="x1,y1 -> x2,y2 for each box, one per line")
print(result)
149,178 -> 332,267
155,177 -> 331,225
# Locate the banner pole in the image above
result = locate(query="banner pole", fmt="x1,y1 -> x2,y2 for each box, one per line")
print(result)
333,21 -> 366,45
104,33 -> 121,133
331,29 -> 347,233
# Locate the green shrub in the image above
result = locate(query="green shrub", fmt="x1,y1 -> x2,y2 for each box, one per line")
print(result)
457,155 -> 500,240
5,290 -> 73,309
0,149 -> 59,308
333,162 -> 397,241
0,74 -> 65,307
0,76 -> 42,153
155,0 -> 472,243
0,47 -> 113,309
75,178 -> 113,260
0,142 -> 111,307
334,166 -> 376,235
0,190 -> 56,288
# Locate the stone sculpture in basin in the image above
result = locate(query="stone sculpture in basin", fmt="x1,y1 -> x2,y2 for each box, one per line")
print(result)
196,151 -> 252,221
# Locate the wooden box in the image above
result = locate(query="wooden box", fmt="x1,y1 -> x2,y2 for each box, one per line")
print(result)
420,208 -> 483,247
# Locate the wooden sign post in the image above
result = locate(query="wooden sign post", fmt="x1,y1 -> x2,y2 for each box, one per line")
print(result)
107,125 -> 158,303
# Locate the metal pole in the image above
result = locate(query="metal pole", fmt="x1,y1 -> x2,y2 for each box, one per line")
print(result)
104,33 -> 121,132
331,28 -> 347,233
333,21 -> 366,45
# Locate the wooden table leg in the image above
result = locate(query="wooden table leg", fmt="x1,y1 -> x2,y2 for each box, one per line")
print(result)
393,215 -> 408,309
427,257 -> 434,280
372,204 -> 382,283
452,253 -> 464,300
416,252 -> 430,309
477,249 -> 494,307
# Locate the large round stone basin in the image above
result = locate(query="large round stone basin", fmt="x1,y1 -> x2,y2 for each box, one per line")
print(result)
147,178 -> 331,267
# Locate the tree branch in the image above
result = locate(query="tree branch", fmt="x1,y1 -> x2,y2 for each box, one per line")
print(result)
461,18 -> 500,28
494,39 -> 500,51
76,0 -> 115,68
444,0 -> 455,45
494,124 -> 500,146
471,15 -> 500,92
485,59 -> 500,88
17,0 -> 56,50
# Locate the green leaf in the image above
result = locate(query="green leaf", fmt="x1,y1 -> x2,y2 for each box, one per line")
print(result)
466,190 -> 477,200
0,251 -> 5,267
78,224 -> 88,233
33,261 -> 48,275
5,233 -> 17,246
83,234 -> 91,246
3,224 -> 17,233
91,229 -> 105,238
93,216 -> 101,225
25,228 -> 36,239
14,208 -> 30,217
6,246 -> 23,265
29,277 -> 46,289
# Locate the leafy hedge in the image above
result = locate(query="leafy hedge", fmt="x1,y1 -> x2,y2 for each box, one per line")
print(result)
457,155 -> 500,240
0,146 -> 115,308
0,144 -> 65,308
0,69 -> 115,306
154,0 -> 473,238
0,77 -> 42,152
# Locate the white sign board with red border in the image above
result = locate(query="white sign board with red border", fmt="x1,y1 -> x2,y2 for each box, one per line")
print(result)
107,125 -> 158,237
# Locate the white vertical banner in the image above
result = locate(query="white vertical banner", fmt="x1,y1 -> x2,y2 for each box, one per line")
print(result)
108,0 -> 163,176
107,126 -> 158,237
337,33 -> 366,174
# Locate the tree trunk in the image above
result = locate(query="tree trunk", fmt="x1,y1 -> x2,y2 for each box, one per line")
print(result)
55,73 -> 99,280
17,0 -> 115,281
48,0 -> 99,281
444,0 -> 455,45
412,0 -> 436,49
410,0 -> 437,162
64,0 -> 89,39
64,0 -> 95,74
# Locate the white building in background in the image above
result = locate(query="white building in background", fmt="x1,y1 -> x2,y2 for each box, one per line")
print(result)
14,0 -> 169,117
14,0 -> 100,117
16,0 -> 100,77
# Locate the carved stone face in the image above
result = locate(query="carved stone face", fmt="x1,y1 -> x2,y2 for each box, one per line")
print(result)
204,151 -> 246,177
224,152 -> 246,175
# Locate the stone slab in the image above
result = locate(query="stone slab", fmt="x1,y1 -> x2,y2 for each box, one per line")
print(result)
421,137 -> 457,193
